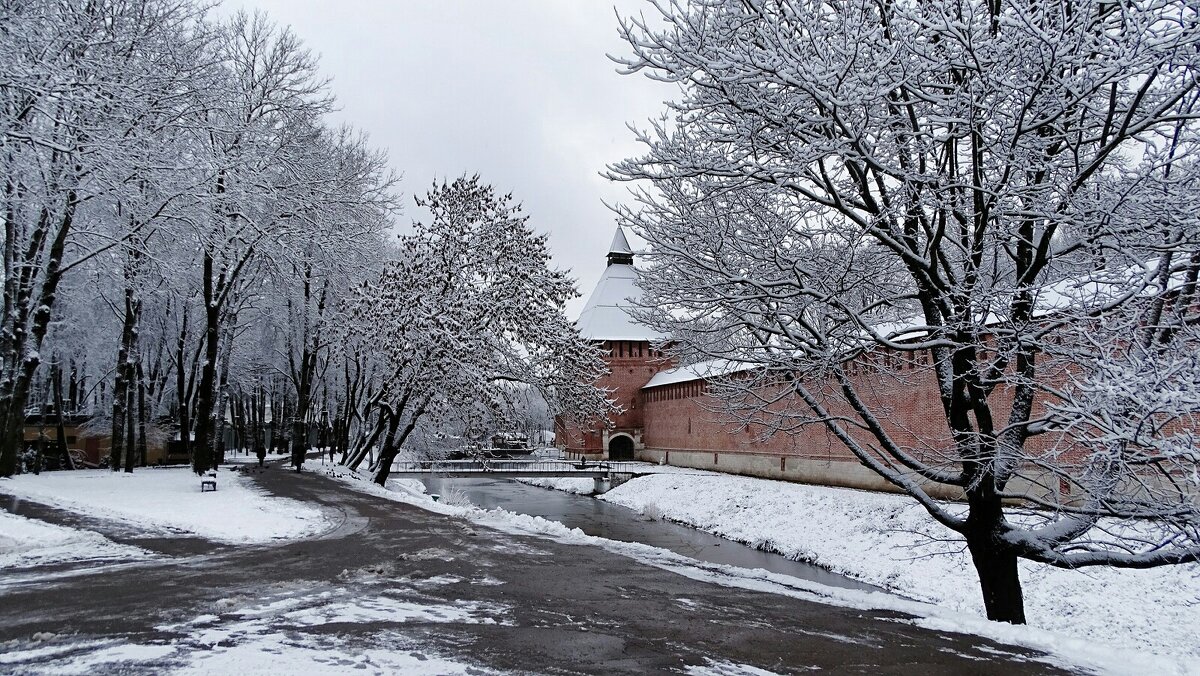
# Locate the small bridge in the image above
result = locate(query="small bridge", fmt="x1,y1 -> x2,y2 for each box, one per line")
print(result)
388,458 -> 649,493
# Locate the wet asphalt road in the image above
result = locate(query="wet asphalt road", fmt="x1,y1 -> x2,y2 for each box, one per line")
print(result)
0,464 -> 1079,675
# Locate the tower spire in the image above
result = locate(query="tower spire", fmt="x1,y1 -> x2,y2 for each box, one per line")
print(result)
607,226 -> 633,266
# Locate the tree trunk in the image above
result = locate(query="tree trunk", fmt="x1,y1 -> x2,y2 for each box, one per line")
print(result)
346,410 -> 389,470
68,361 -> 79,412
277,395 -> 291,454
266,398 -> 275,455
110,286 -> 137,471
213,329 -> 233,468
175,309 -> 191,462
53,363 -> 73,470
123,384 -> 136,473
290,381 -> 310,471
191,251 -> 220,474
0,193 -> 75,477
371,414 -> 404,485
965,494 -> 1026,624
33,420 -> 44,475
290,411 -> 305,471
136,363 -> 148,467
372,399 -> 431,486
250,397 -> 258,453
229,396 -> 242,454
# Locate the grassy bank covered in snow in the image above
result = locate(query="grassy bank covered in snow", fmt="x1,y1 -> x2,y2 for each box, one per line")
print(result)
0,467 -> 333,544
583,473 -> 1199,665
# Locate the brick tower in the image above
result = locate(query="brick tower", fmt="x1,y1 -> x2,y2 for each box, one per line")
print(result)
556,227 -> 666,459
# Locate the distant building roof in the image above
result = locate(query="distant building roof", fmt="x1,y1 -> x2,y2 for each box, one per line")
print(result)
575,227 -> 665,342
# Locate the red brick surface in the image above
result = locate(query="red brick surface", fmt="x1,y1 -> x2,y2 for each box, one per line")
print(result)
640,351 -> 1066,466
558,340 -> 664,453
561,339 -> 1078,469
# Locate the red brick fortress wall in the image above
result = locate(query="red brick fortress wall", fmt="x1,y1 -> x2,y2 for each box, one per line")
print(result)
639,348 -> 1068,497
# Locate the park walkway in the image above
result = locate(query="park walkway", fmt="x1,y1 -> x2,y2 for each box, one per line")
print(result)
0,463 -> 1076,674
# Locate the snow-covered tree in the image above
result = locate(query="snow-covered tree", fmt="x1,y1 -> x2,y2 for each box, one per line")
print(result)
611,0 -> 1200,623
342,176 -> 614,484
1,2 -> 400,477
0,0 -> 212,475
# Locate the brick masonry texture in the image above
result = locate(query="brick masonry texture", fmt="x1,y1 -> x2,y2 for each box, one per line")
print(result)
560,341 -> 1069,481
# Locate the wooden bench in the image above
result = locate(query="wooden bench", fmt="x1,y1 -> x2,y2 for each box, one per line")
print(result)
200,472 -> 217,492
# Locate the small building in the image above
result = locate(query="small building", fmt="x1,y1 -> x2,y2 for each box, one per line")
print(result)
22,412 -> 101,467
22,411 -> 170,469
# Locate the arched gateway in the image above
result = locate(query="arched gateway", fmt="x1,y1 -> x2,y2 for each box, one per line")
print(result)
607,434 -> 635,461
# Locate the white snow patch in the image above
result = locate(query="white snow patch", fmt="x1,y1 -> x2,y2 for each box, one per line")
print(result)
45,644 -> 176,675
283,596 -> 503,627
0,510 -> 150,569
174,631 -> 500,675
176,588 -> 509,673
0,640 -> 175,675
0,467 -> 333,544
517,476 -> 596,494
686,658 -> 792,675
0,640 -> 109,666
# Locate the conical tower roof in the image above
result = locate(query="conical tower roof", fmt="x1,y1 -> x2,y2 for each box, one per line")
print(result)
609,227 -> 632,255
576,227 -> 663,341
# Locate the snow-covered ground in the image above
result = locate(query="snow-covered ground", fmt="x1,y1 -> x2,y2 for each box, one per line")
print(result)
527,472 -> 1200,669
0,511 -> 150,570
14,461 -> 1177,673
0,467 -> 333,544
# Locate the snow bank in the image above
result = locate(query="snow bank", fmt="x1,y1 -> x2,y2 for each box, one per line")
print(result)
0,468 -> 333,544
517,462 -> 722,495
517,477 -> 595,494
0,511 -> 150,569
599,474 -> 1200,667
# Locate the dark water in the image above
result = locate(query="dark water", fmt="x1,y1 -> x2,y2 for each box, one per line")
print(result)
419,476 -> 882,594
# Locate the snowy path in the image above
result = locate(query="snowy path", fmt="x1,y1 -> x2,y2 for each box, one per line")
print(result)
0,463 -> 1074,675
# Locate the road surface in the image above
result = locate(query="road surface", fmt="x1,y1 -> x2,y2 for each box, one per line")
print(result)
0,464 -> 1076,674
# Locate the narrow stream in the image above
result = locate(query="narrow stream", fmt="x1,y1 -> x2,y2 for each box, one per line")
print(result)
419,476 -> 882,594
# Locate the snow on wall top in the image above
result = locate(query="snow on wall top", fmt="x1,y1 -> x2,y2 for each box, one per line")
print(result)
643,359 -> 746,389
641,261 -> 1184,389
575,261 -> 665,341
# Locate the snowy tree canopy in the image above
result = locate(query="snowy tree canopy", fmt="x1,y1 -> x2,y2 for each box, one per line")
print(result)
2,2 -> 608,487
342,176 -> 615,484
611,0 -> 1200,623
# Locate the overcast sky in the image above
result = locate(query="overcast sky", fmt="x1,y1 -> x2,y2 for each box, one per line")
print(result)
228,0 -> 668,317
